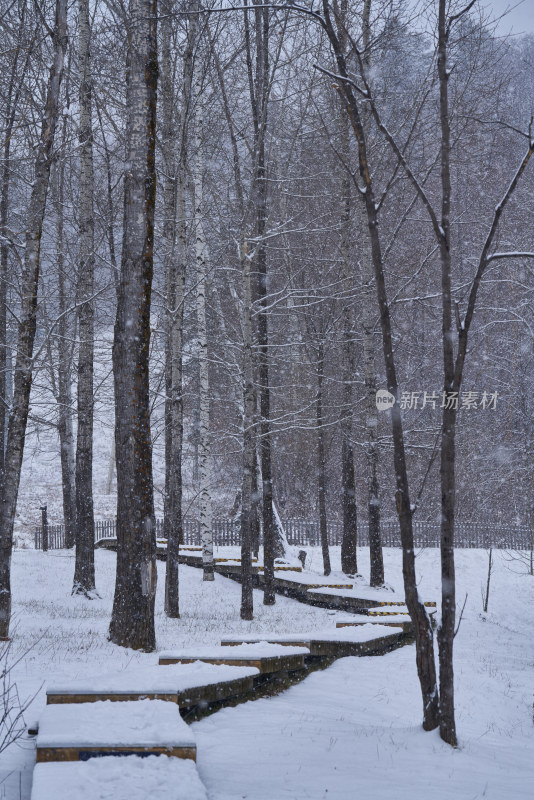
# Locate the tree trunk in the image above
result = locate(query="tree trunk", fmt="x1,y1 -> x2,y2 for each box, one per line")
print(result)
250,452 -> 261,558
193,49 -> 214,583
316,342 -> 331,577
240,244 -> 255,620
73,0 -> 96,597
360,0 -> 383,588
163,0 -> 191,617
320,0 -> 439,730
339,140 -> 357,576
362,266 -> 383,587
109,0 -> 158,651
161,0 -> 178,610
0,0 -> 68,638
54,150 -> 77,550
436,0 -> 457,746
341,437 -> 357,575
0,6 -> 29,477
249,3 -> 276,604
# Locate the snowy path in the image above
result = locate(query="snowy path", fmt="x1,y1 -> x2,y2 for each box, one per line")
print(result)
194,644 -> 531,800
1,547 -> 532,799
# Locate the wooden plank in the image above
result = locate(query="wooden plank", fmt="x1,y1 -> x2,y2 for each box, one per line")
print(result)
176,674 -> 255,709
47,692 -> 178,705
336,619 -> 413,632
221,629 -> 409,658
158,653 -> 306,674
36,744 -> 196,763
36,700 -> 196,764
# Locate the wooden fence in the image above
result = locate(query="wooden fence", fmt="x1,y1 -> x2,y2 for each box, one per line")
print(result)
34,517 -> 534,551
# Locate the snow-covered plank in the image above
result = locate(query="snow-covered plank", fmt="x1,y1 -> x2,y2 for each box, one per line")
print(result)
368,609 -> 410,616
336,616 -> 413,631
31,755 -> 207,800
159,642 -> 309,673
220,627 -> 408,657
273,573 -> 353,588
46,662 -> 259,708
36,700 -> 196,762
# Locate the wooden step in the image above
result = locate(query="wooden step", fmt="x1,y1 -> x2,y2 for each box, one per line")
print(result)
159,643 -> 309,675
221,627 -> 409,658
368,609 -> 410,616
36,700 -> 196,763
336,616 -> 413,632
31,755 -> 208,800
46,663 -> 258,709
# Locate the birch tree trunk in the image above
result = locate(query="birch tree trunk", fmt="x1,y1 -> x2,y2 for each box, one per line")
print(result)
193,46 -> 214,582
0,0 -> 68,638
109,0 -> 158,651
73,0 -> 96,596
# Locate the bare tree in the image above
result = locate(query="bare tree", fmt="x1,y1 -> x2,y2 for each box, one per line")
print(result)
162,0 -> 193,618
109,0 -> 158,651
51,117 -> 77,551
0,0 -> 68,639
317,0 -> 534,744
240,241 -> 256,620
315,0 -> 440,732
72,0 -> 97,597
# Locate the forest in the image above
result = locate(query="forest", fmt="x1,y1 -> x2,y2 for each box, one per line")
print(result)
0,0 -> 533,754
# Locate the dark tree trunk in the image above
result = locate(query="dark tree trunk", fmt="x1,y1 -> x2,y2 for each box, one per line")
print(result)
367,455 -> 383,586
436,0 -> 457,745
320,0 -> 439,730
337,0 -> 358,579
316,342 -> 331,577
339,168 -> 357,577
73,0 -> 96,596
240,243 -> 255,621
0,6 -> 29,477
54,148 -> 76,550
161,0 -> 189,617
0,0 -> 68,638
245,2 -> 275,604
250,452 -> 261,558
361,0 -> 383,589
341,437 -> 357,575
438,405 -> 457,745
109,0 -> 158,652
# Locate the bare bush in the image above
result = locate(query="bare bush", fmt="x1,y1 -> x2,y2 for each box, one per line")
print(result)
0,638 -> 38,754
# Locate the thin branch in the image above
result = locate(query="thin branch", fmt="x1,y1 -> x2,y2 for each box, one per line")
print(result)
454,593 -> 468,637
312,62 -> 368,98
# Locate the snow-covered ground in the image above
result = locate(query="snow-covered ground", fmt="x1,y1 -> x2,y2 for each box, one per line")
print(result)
1,546 -> 532,799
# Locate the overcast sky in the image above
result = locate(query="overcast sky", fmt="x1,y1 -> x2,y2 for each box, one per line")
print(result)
484,0 -> 534,33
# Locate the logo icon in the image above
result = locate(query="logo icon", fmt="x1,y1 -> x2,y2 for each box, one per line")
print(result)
376,389 -> 395,411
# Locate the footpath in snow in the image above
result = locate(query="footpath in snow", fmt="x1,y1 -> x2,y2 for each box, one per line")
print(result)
0,546 -> 532,799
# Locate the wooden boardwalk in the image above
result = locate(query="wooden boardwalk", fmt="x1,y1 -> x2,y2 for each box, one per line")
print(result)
30,619 -> 414,798
30,537 -> 438,799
